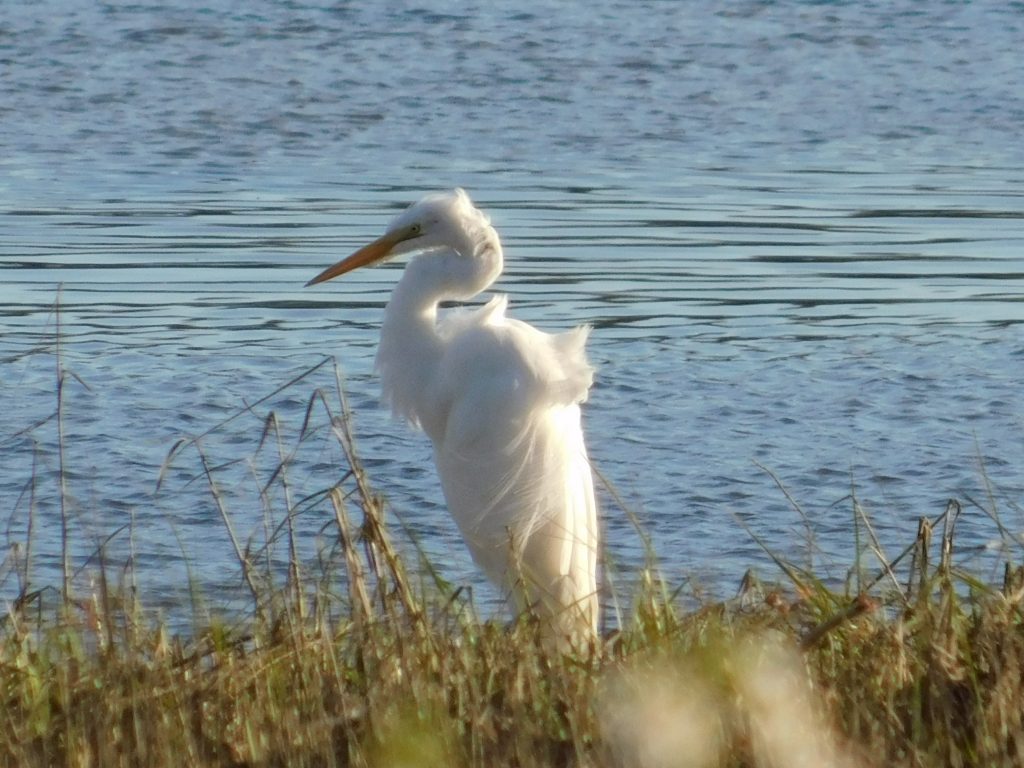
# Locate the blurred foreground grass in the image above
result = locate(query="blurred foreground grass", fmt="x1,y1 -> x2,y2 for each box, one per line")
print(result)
2,360 -> 1023,767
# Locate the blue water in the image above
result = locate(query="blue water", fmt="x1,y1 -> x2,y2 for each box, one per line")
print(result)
2,1 -> 1023,622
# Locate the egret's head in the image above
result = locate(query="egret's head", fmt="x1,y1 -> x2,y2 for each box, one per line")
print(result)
386,188 -> 482,254
306,188 -> 490,286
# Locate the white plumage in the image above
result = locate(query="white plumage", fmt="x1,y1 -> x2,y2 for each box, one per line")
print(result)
307,189 -> 598,642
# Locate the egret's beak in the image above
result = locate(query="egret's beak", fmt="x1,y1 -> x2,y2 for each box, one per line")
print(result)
305,225 -> 419,286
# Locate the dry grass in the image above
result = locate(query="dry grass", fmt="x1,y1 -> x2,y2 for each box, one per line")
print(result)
2,355 -> 1023,767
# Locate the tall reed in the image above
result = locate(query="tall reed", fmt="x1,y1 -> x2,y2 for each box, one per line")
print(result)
2,347 -> 1022,766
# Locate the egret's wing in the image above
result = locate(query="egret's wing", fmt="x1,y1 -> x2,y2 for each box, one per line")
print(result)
432,301 -> 598,633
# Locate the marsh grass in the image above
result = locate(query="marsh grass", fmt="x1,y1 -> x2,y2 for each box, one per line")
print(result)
2,351 -> 1023,766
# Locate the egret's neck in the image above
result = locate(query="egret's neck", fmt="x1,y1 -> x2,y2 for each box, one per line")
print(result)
377,226 -> 503,437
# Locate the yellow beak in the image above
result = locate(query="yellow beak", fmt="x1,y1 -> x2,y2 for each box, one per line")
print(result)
305,225 -> 418,287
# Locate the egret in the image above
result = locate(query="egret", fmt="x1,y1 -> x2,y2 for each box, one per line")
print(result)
307,189 -> 598,642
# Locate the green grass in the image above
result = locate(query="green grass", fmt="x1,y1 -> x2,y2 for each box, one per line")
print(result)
3,358 -> 1023,767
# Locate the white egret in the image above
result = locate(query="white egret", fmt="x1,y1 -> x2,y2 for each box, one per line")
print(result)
307,189 -> 598,642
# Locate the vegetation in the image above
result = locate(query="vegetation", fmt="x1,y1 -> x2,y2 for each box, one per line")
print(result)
2,358 -> 1023,767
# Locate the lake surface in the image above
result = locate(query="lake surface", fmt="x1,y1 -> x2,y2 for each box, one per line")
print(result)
2,1 -> 1023,623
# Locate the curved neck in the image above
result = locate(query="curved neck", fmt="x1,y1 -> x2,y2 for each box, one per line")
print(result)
376,226 -> 504,436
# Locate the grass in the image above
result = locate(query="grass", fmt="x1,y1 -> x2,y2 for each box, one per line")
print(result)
2,354 -> 1023,766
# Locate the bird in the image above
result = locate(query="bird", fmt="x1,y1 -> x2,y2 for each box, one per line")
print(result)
306,188 -> 599,643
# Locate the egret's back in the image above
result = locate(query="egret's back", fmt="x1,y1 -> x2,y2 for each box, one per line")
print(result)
430,299 -> 599,638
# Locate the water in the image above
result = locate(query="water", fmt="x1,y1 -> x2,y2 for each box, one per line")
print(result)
2,1 -> 1023,620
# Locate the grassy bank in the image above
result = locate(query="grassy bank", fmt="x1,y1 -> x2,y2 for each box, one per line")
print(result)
3,364 -> 1023,766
